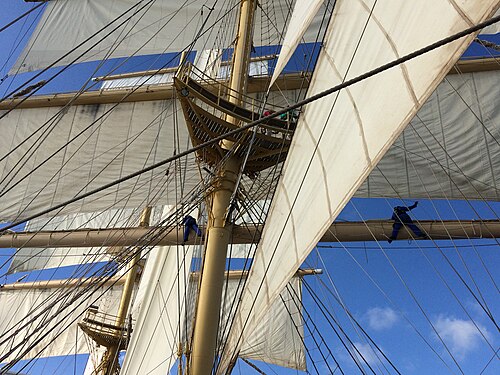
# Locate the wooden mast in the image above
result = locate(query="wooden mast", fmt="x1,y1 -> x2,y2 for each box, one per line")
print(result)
190,1 -> 257,374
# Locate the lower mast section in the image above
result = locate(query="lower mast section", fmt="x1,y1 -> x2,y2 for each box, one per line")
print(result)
190,156 -> 240,374
79,207 -> 152,375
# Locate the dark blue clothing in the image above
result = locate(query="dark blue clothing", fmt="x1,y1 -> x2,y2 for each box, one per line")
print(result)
390,222 -> 425,240
183,215 -> 202,242
391,203 -> 417,223
391,210 -> 413,224
389,202 -> 425,241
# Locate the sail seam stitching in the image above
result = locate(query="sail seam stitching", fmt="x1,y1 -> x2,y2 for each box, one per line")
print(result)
447,0 -> 475,27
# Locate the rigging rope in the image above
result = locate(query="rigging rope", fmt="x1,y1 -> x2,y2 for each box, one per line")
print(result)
3,12 -> 499,235
474,38 -> 500,51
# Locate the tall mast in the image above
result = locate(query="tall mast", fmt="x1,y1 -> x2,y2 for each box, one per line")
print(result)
190,1 -> 257,374
79,207 -> 152,375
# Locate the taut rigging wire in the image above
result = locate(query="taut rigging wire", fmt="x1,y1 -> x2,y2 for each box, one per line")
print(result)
403,120 -> 500,327
2,12 -> 498,235
284,283 -> 344,374
320,242 -> 457,373
0,1 -> 46,34
0,0 -> 159,105
303,279 -> 404,375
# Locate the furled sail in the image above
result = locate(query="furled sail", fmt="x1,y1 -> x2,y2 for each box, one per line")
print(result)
219,0 -> 500,371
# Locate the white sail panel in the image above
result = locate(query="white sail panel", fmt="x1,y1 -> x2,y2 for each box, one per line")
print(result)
124,242 -> 305,373
182,274 -> 306,370
10,0 -> 317,74
356,71 -> 500,200
220,0 -> 499,371
238,277 -> 306,370
0,284 -> 122,362
270,0 -> 325,86
0,100 -> 199,222
11,0 -> 219,73
121,244 -> 194,375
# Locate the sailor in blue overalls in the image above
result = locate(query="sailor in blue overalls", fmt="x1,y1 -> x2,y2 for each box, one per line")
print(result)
388,202 -> 426,243
182,215 -> 202,244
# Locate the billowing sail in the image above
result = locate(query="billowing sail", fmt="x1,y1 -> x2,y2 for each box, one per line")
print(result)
357,71 -> 500,200
123,243 -> 306,373
0,100 -> 198,222
219,0 -> 500,371
0,283 -> 123,362
10,0 -> 321,74
236,277 -> 306,370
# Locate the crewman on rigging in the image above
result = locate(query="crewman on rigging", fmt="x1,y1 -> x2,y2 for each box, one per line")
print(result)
388,201 -> 427,243
182,215 -> 203,244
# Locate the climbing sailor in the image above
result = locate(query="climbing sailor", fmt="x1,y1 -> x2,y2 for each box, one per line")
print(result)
182,215 -> 203,244
388,202 -> 427,243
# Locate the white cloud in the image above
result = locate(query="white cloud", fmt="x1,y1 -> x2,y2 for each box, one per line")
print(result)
365,307 -> 399,331
434,316 -> 488,359
353,342 -> 380,366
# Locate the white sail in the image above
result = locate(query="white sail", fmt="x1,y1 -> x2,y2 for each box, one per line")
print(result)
11,0 -> 222,73
357,71 -> 500,200
0,283 -> 123,362
270,0 -> 325,87
185,272 -> 306,370
236,277 -> 306,370
0,100 -> 198,222
10,0 -> 319,74
121,244 -> 194,375
219,0 -> 500,371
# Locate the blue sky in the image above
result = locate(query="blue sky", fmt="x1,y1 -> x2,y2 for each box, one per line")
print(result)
0,1 -> 499,374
